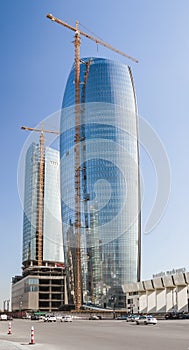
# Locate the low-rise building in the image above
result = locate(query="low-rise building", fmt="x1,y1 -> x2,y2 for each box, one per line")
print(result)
123,271 -> 189,314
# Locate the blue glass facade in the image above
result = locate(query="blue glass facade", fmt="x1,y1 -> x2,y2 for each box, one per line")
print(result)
23,144 -> 64,266
60,58 -> 141,306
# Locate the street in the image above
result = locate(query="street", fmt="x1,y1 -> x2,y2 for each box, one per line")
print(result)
0,318 -> 188,350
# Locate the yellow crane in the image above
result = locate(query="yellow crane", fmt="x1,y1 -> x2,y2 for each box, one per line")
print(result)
46,13 -> 138,311
21,125 -> 59,267
46,14 -> 139,63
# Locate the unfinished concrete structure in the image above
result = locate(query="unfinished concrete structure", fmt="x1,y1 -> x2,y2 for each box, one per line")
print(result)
12,141 -> 66,312
12,266 -> 67,312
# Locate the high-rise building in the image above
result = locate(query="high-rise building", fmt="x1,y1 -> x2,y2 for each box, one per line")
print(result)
60,57 -> 141,308
12,143 -> 66,313
22,143 -> 64,267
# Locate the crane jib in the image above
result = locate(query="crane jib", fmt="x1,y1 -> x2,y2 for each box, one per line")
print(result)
46,14 -> 138,63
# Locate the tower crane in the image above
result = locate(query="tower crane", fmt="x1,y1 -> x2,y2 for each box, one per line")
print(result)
21,125 -> 59,267
46,13 -> 138,311
46,14 -> 139,63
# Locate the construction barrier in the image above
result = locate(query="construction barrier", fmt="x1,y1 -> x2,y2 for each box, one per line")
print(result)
7,322 -> 12,335
29,326 -> 35,345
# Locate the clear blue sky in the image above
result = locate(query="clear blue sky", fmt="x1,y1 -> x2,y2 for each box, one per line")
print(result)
1,0 -> 189,310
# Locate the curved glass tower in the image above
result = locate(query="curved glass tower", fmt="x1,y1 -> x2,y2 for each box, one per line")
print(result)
60,57 -> 141,307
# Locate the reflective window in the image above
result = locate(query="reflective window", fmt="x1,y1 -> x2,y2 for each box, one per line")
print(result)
60,58 -> 140,306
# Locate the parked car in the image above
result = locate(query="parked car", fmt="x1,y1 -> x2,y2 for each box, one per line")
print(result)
31,315 -> 40,320
44,315 -> 56,322
126,315 -> 133,322
165,312 -> 178,319
7,315 -> 13,321
136,315 -> 157,325
115,315 -> 128,320
131,315 -> 140,322
0,314 -> 7,321
62,316 -> 72,322
89,315 -> 101,320
55,314 -> 63,321
165,312 -> 189,320
60,315 -> 72,322
126,315 -> 139,322
178,313 -> 189,319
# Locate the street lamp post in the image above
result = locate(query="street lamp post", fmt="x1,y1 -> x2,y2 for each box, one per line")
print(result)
3,300 -> 6,312
111,296 -> 116,319
7,300 -> 10,313
19,296 -> 23,318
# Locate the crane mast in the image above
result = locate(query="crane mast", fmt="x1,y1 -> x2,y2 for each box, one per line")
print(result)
74,22 -> 82,310
46,13 -> 138,311
37,129 -> 44,266
21,125 -> 59,267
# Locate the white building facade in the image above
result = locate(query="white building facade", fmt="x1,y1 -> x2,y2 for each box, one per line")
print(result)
123,271 -> 189,314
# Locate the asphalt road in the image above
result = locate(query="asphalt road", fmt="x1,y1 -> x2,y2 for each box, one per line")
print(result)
0,318 -> 189,350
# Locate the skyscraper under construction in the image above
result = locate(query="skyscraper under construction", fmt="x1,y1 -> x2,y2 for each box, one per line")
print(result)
60,57 -> 141,308
22,143 -> 64,267
12,143 -> 66,313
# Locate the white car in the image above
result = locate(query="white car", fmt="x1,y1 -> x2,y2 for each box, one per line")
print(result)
89,315 -> 100,320
0,314 -> 7,321
56,315 -> 63,321
136,315 -> 157,325
44,315 -> 56,322
131,315 -> 140,322
61,316 -> 72,322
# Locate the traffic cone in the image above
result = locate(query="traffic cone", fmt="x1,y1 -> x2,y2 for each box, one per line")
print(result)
29,326 -> 35,345
7,322 -> 12,335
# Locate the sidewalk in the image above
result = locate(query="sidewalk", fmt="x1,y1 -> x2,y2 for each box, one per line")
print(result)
0,339 -> 45,349
0,320 -> 62,350
0,340 -> 31,349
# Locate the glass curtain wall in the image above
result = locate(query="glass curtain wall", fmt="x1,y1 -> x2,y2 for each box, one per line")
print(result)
60,58 -> 141,307
23,144 -> 64,266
